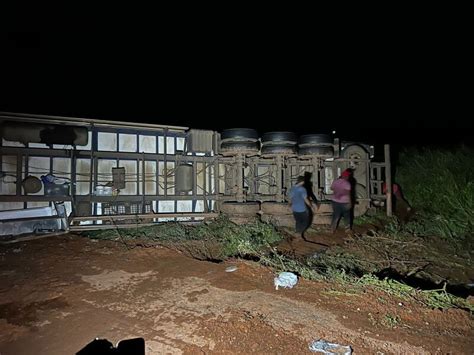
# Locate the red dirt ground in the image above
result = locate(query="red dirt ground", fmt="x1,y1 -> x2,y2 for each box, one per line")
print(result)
0,234 -> 473,354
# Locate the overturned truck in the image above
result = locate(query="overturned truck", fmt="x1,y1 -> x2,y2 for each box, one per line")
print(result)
0,112 -> 390,238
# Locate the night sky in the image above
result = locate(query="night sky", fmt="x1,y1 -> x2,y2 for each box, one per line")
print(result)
1,13 -> 471,150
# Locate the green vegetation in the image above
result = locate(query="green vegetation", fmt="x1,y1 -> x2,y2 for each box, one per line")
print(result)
381,314 -> 401,328
355,146 -> 474,241
86,215 -> 282,261
262,251 -> 474,312
347,147 -> 474,290
397,146 -> 474,240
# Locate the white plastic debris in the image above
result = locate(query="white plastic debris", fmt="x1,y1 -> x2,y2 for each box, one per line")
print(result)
309,339 -> 352,354
225,266 -> 238,272
274,272 -> 298,290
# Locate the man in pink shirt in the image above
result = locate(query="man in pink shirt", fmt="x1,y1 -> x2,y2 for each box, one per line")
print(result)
330,169 -> 352,233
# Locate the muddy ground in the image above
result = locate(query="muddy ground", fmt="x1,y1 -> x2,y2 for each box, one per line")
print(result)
0,233 -> 473,354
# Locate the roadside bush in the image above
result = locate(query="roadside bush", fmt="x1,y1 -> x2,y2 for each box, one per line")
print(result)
396,146 -> 474,239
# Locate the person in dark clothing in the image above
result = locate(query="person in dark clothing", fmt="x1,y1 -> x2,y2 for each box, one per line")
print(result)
347,169 -> 357,227
303,172 -> 321,227
303,172 -> 319,205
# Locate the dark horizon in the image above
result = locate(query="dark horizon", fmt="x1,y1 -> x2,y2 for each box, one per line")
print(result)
1,26 -> 471,148
1,109 -> 471,148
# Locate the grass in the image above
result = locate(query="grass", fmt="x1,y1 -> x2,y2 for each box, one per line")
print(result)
260,250 -> 474,312
396,146 -> 474,240
86,215 -> 283,261
382,314 -> 401,328
354,146 -> 474,241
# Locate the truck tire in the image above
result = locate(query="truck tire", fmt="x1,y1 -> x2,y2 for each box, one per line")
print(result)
220,141 -> 260,154
261,132 -> 297,145
342,144 -> 369,184
298,134 -> 333,146
261,145 -> 297,156
298,146 -> 334,157
342,144 -> 369,160
221,128 -> 259,142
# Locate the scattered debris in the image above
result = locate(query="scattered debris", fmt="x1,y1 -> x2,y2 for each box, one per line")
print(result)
309,339 -> 352,354
225,266 -> 238,272
274,272 -> 298,290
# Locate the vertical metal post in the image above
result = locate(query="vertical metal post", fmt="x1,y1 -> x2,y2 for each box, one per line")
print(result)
163,129 -> 168,197
384,144 -> 392,217
89,126 -> 96,196
193,160 -> 198,207
226,160 -> 233,195
24,152 -> 29,209
311,156 -> 318,200
155,134 -> 160,198
174,199 -> 177,221
214,161 -> 220,212
142,152 -> 146,213
202,162 -> 207,207
70,148 -> 77,214
49,154 -> 53,175
364,160 -> 370,199
369,164 -> 375,196
136,158 -> 140,195
203,163 -> 210,213
16,153 -> 22,196
193,162 -> 198,196
283,158 -> 293,201
208,161 -> 212,197
235,153 -> 244,202
275,155 -> 283,202
253,160 -> 258,197
212,132 -> 219,212
92,128 -> 98,216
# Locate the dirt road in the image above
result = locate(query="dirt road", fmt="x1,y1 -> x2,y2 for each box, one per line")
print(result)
0,235 -> 472,354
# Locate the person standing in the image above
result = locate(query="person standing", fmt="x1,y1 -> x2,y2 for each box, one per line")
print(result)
304,172 -> 321,225
330,169 -> 352,233
289,176 -> 315,239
